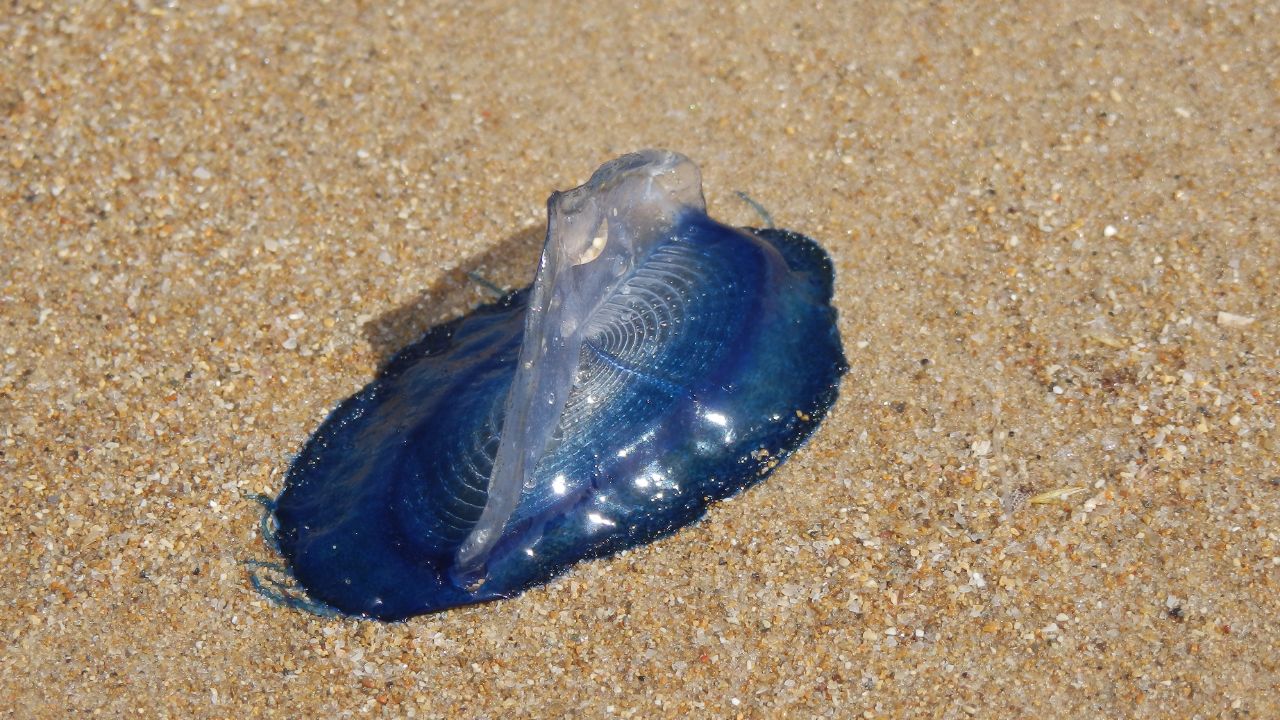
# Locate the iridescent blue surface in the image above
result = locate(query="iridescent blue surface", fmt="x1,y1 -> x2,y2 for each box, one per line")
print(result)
271,155 -> 845,620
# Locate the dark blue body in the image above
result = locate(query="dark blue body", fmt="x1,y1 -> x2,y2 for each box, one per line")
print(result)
272,217 -> 846,620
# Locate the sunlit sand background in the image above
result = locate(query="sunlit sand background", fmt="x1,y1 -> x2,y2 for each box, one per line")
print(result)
3,2 -> 1277,716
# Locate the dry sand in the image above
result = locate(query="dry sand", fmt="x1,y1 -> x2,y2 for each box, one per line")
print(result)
2,1 -> 1278,717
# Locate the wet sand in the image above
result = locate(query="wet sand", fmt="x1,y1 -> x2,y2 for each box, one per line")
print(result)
2,1 -> 1277,717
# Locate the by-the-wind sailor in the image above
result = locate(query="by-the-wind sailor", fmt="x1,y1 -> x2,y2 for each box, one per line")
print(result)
268,150 -> 847,620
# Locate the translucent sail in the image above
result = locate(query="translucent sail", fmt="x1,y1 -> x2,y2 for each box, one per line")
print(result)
452,150 -> 705,582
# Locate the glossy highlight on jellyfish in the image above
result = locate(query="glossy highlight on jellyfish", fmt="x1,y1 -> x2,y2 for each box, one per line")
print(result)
265,150 -> 847,620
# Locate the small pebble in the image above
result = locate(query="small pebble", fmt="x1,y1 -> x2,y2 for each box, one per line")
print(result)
1216,311 -> 1256,328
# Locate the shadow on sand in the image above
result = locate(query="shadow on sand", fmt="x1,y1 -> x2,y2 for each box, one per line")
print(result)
360,224 -> 544,369
360,191 -> 779,368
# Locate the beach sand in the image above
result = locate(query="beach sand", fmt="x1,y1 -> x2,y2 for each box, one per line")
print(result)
2,1 -> 1277,717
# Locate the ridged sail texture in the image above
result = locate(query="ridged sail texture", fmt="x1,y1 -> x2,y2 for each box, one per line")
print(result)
272,151 -> 847,619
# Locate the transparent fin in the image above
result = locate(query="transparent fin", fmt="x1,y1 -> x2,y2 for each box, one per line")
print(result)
452,150 -> 706,584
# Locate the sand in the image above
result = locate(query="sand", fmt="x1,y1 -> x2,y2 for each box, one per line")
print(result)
2,1 -> 1278,717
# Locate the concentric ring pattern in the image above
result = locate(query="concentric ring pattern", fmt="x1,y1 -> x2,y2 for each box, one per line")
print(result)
272,197 -> 845,621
